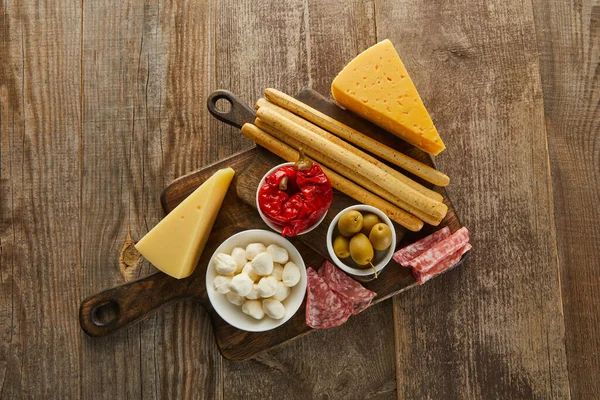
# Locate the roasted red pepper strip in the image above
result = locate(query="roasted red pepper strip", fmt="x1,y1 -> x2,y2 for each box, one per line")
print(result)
258,163 -> 333,237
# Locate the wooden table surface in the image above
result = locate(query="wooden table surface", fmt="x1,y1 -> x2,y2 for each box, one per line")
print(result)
1,0 -> 598,398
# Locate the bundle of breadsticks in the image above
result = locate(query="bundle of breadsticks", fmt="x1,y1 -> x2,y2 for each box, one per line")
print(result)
241,88 -> 450,232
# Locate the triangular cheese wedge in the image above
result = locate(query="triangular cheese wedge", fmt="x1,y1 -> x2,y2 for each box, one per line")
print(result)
136,168 -> 235,279
332,39 -> 445,155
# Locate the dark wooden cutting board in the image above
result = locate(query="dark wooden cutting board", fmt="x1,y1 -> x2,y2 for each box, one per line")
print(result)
79,89 -> 467,361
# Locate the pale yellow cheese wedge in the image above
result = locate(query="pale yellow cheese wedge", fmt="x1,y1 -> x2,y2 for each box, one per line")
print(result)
136,168 -> 235,279
331,39 -> 445,155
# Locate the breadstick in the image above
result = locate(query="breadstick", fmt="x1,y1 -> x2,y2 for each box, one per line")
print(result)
264,88 -> 450,187
240,123 -> 424,232
256,98 -> 443,202
256,107 -> 448,221
255,119 -> 442,226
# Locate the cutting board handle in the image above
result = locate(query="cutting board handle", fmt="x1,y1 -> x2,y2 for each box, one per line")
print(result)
207,90 -> 256,129
79,272 -> 192,337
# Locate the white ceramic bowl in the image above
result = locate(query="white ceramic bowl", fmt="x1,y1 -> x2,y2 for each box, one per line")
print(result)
206,229 -> 307,332
326,205 -> 396,278
256,162 -> 328,235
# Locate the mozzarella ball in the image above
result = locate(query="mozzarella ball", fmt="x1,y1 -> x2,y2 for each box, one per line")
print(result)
263,299 -> 285,320
229,273 -> 253,297
267,244 -> 289,264
225,292 -> 245,306
257,276 -> 279,298
212,275 -> 232,294
231,247 -> 247,272
242,300 -> 264,320
242,262 -> 259,282
272,281 -> 290,302
245,284 -> 260,300
245,243 -> 267,260
271,263 -> 284,281
213,253 -> 237,275
282,261 -> 301,287
251,252 -> 274,276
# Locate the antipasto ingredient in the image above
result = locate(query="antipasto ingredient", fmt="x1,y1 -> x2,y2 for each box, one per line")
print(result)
213,253 -> 238,275
257,156 -> 333,237
392,227 -> 451,266
272,282 -> 290,301
413,243 -> 471,285
226,292 -> 245,306
245,284 -> 260,300
369,223 -> 393,251
349,233 -> 375,266
135,168 -> 235,279
333,236 -> 351,259
242,262 -> 260,282
267,244 -> 289,264
305,267 -> 352,329
231,247 -> 247,271
361,213 -> 380,236
282,261 -> 301,287
319,261 -> 376,314
262,299 -> 286,320
271,263 -> 284,281
257,276 -> 279,298
213,275 -> 232,294
408,227 -> 470,272
245,243 -> 267,260
229,273 -> 254,297
331,40 -> 446,155
251,252 -> 274,276
242,300 -> 265,320
338,210 -> 364,237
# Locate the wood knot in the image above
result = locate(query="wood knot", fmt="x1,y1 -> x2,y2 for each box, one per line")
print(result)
119,228 -> 142,282
447,46 -> 473,59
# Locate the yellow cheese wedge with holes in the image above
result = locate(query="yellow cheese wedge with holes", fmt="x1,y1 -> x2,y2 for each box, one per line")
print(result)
331,39 -> 445,155
135,168 -> 235,279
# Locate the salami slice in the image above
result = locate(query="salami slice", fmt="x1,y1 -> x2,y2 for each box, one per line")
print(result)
392,227 -> 451,266
408,227 -> 470,272
413,243 -> 471,284
319,261 -> 376,315
305,267 -> 352,329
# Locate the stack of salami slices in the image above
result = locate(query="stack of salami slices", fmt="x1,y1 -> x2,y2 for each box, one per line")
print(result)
305,261 -> 376,329
393,227 -> 471,284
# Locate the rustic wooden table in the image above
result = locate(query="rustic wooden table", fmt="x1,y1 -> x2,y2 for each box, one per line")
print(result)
1,0 -> 598,398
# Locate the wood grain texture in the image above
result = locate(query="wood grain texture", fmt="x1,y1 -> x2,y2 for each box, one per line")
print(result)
0,1 -> 82,397
214,0 -> 309,158
1,0 -> 596,397
223,301 -> 397,400
151,3 -> 224,396
79,0 -> 221,398
532,1 -> 600,398
376,0 -> 570,398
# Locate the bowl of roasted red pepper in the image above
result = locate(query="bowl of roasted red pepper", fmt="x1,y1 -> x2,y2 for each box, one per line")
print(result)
257,153 -> 333,237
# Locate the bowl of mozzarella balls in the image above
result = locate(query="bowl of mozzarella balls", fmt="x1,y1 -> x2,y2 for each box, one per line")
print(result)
206,229 -> 307,332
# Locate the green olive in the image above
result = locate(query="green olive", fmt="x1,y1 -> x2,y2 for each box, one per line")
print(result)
369,223 -> 393,251
338,210 -> 363,237
349,233 -> 374,266
333,236 -> 350,259
361,213 -> 380,235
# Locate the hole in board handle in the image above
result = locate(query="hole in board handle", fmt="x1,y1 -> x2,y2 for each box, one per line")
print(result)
215,98 -> 232,113
91,300 -> 120,326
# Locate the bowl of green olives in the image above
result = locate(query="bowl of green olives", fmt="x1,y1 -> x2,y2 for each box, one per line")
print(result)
326,205 -> 396,279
